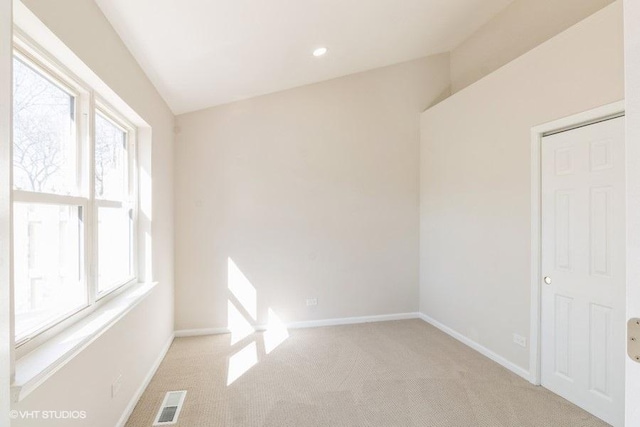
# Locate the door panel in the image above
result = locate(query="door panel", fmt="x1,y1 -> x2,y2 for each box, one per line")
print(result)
541,116 -> 625,426
554,294 -> 573,380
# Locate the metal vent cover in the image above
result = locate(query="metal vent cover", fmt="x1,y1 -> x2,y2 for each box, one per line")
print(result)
153,391 -> 187,426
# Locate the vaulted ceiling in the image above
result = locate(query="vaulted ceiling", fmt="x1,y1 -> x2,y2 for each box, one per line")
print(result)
95,0 -> 515,114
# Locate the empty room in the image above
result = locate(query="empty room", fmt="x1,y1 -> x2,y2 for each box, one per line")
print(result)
1,0 -> 640,426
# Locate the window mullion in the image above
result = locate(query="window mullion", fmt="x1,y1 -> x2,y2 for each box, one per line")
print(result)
12,191 -> 87,206
130,132 -> 139,284
86,92 -> 97,307
95,199 -> 123,209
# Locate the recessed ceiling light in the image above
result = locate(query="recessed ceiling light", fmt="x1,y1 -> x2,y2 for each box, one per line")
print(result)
313,47 -> 328,57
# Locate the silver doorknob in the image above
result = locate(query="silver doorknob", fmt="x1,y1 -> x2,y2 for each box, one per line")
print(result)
544,276 -> 552,285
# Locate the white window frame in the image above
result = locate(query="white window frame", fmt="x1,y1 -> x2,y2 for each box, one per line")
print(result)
11,35 -> 139,356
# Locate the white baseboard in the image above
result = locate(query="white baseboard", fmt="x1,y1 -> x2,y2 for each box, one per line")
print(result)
286,312 -> 419,329
174,327 -> 229,337
116,333 -> 174,427
174,312 -> 420,337
418,313 -> 530,381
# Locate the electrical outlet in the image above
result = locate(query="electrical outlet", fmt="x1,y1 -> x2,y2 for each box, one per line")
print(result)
112,374 -> 123,398
306,298 -> 318,306
513,333 -> 527,348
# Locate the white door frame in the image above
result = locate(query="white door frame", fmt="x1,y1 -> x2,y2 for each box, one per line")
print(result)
529,100 -> 625,386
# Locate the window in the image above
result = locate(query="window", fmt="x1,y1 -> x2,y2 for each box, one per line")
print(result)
94,111 -> 135,294
12,49 -> 137,345
13,203 -> 84,340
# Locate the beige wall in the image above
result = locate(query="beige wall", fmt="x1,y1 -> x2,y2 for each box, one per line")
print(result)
174,55 -> 450,331
450,0 -> 614,93
624,0 -> 640,424
11,0 -> 175,426
420,2 -> 623,371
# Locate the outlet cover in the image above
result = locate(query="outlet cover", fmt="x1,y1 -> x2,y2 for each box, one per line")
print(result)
513,334 -> 527,348
306,298 -> 318,306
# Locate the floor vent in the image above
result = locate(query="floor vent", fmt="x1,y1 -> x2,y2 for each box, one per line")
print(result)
153,390 -> 187,426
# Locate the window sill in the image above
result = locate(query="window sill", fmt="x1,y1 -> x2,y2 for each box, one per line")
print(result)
11,281 -> 158,403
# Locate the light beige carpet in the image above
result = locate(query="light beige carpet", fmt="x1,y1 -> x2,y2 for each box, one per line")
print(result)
126,319 -> 609,427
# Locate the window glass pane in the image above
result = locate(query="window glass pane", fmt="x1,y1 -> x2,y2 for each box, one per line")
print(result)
13,203 -> 86,340
98,206 -> 132,293
95,113 -> 126,201
13,57 -> 77,195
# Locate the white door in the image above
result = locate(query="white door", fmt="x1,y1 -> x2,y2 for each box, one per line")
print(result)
541,116 -> 625,426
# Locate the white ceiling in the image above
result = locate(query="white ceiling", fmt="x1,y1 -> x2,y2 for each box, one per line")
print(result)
95,0 -> 514,114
